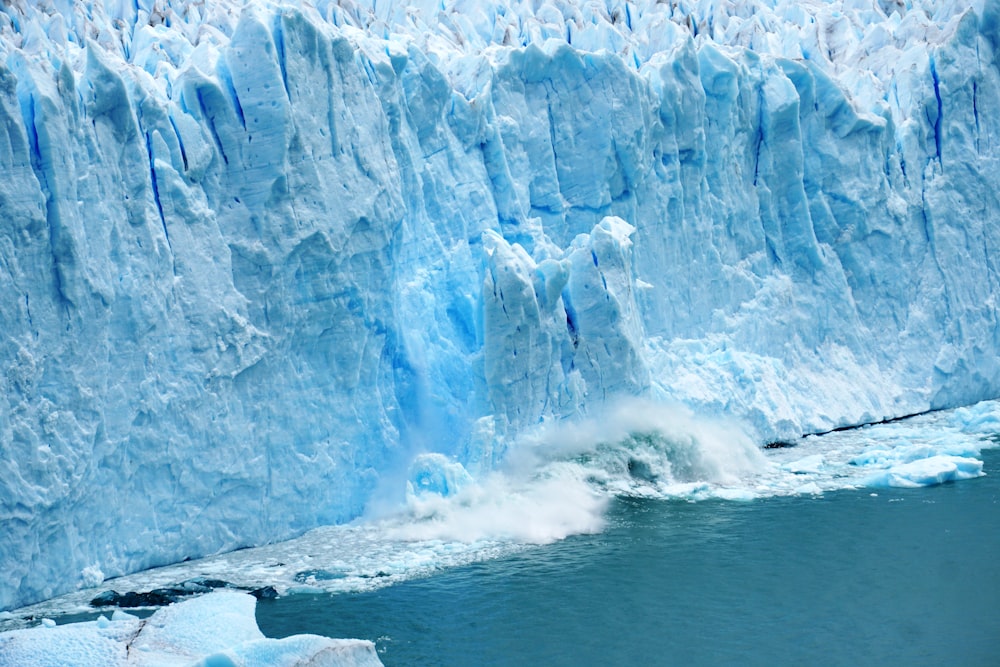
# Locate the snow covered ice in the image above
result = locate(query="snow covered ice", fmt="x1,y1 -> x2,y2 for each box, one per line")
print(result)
2,0 -> 1000,625
0,591 -> 383,666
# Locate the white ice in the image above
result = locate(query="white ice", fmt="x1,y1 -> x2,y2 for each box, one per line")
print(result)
2,0 -> 1000,613
0,591 -> 383,666
4,399 -> 996,636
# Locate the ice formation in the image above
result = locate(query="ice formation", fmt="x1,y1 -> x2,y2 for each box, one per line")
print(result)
0,590 -> 383,666
2,0 -> 1000,611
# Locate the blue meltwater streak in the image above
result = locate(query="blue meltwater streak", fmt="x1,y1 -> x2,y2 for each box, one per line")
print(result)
257,447 -> 1000,666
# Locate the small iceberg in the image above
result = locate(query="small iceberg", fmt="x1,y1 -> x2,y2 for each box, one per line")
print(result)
0,591 -> 383,666
865,455 -> 985,488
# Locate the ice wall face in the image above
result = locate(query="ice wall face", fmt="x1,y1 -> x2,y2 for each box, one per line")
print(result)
2,0 -> 999,610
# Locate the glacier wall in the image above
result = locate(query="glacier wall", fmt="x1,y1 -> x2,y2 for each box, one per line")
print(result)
2,0 -> 1000,610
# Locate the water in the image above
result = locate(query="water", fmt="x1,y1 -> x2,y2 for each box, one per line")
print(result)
257,448 -> 1000,666
4,400 -> 999,666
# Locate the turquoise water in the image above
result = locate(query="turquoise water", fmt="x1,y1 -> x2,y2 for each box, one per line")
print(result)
257,449 -> 1000,666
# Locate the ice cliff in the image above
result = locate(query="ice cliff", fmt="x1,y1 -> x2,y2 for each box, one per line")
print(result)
2,0 -> 999,610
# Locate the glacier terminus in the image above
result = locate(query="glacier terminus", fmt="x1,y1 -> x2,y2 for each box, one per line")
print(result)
1,0 -> 1000,622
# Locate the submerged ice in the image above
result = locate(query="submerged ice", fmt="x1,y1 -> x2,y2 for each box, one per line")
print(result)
2,0 -> 1000,612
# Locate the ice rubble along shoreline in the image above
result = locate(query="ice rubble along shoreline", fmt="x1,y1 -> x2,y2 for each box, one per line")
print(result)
2,0 -> 1000,610
0,590 -> 384,667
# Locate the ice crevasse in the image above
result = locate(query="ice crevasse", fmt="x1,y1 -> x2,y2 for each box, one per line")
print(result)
1,0 -> 1000,610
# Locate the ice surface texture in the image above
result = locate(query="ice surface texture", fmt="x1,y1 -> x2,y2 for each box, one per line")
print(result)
0,591 -> 383,666
1,0 -> 999,609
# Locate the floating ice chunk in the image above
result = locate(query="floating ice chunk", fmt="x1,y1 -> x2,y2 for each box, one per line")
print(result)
794,482 -> 823,495
0,591 -> 382,667
782,454 -> 825,474
851,439 -> 983,467
191,634 -> 385,667
127,590 -> 264,662
865,455 -> 984,488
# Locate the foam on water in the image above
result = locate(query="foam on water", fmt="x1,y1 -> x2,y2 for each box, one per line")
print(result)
4,399 -> 998,631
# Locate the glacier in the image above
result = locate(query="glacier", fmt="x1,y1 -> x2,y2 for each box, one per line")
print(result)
1,0 -> 1000,612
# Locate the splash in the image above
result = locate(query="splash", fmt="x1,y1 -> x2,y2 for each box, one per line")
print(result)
387,398 -> 766,543
5,400 -> 997,629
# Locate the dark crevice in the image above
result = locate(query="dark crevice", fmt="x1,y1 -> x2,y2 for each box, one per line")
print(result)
196,88 -> 229,166
811,408 -> 937,437
144,131 -> 171,252
498,286 -> 508,318
920,199 -> 932,245
770,406 -> 964,449
765,237 -> 780,266
752,123 -> 764,186
167,113 -> 188,172
565,309 -> 579,349
928,56 -> 943,166
217,60 -> 246,130
21,90 -> 71,307
21,92 -> 39,161
544,90 -> 561,192
973,81 -> 981,154
272,13 -> 291,100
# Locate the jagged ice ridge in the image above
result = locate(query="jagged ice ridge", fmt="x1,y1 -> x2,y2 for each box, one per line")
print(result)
1,0 -> 1000,610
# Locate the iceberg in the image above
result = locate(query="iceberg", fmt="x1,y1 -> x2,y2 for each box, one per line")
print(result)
1,0 -> 1000,612
0,591 -> 383,666
864,454 -> 985,488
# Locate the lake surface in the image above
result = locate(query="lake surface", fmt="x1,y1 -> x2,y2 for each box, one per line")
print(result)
257,448 -> 1000,666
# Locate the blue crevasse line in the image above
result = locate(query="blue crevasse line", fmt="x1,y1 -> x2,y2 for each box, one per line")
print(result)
217,59 -> 246,130
272,12 -> 291,100
752,124 -> 764,186
195,87 -> 229,166
19,90 -> 39,164
973,81 -> 981,153
563,286 -> 579,351
18,86 -> 71,308
919,181 -> 933,246
168,113 -> 188,172
929,55 -> 943,166
752,84 -> 765,186
358,52 -> 379,88
144,131 -> 171,252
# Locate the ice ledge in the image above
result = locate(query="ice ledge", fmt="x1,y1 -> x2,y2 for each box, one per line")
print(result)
0,591 -> 384,667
